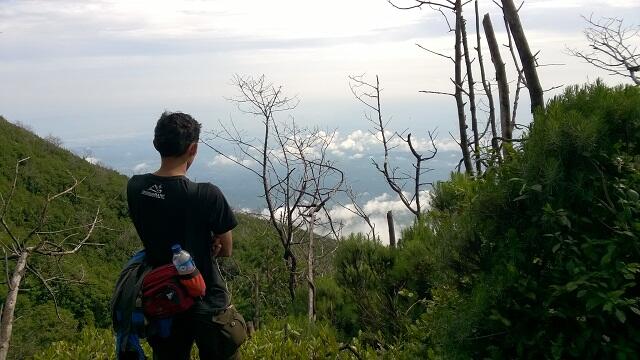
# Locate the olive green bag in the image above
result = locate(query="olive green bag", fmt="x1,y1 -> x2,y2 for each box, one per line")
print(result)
213,305 -> 247,351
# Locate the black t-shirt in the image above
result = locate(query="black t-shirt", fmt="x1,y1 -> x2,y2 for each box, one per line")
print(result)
127,173 -> 237,310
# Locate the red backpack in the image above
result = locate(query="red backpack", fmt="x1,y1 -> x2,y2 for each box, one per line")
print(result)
141,264 -> 194,318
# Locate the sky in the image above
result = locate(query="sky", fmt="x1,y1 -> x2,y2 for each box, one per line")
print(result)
1,0 -> 638,242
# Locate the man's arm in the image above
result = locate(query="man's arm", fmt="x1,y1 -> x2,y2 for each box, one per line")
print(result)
205,183 -> 237,257
211,231 -> 233,257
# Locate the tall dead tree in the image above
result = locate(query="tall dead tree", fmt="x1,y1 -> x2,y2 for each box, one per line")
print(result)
203,75 -> 343,302
483,14 -> 512,145
452,0 -> 474,174
390,0 -> 544,166
349,74 -> 437,220
289,124 -> 344,321
460,11 -> 481,174
568,15 -> 640,85
391,0 -> 473,175
504,16 -> 527,129
0,158 -> 102,360
501,0 -> 545,112
475,0 -> 499,157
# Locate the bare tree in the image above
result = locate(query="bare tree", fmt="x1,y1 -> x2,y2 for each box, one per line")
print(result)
460,9 -> 482,174
287,122 -> 344,321
474,0 -> 500,157
0,158 -> 102,360
452,0 -> 475,174
202,75 -> 343,303
392,0 -> 478,174
483,13 -> 512,147
568,15 -> 640,85
349,74 -> 437,220
500,0 -> 545,112
336,185 -> 377,241
391,0 -> 543,166
503,15 -> 526,128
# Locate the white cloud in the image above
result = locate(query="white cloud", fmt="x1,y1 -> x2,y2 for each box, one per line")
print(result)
328,204 -> 361,224
208,154 -> 254,167
363,193 -> 411,215
434,138 -> 461,152
133,162 -> 151,173
325,129 -> 455,160
324,190 -> 431,244
84,157 -> 100,165
527,0 -> 638,8
361,191 -> 430,215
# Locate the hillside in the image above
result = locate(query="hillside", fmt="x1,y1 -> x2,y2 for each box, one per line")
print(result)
0,117 -> 288,358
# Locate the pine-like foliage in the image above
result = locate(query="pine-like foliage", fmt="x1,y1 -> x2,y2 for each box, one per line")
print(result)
332,82 -> 640,358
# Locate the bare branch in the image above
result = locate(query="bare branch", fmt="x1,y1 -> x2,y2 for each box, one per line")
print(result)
568,16 -> 639,85
416,43 -> 455,62
388,0 -> 455,11
351,74 -> 438,219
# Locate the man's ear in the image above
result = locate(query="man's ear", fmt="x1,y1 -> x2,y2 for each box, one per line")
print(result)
188,142 -> 198,157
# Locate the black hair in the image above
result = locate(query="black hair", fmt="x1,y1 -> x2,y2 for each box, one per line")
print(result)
153,111 -> 201,157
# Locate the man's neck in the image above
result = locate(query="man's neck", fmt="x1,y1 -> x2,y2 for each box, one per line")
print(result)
154,158 -> 189,177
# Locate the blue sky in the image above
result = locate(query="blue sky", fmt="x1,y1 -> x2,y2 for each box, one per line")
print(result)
1,0 -> 638,242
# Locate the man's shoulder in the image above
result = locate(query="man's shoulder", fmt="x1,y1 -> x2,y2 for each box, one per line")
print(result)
127,174 -> 148,187
188,180 -> 223,197
127,174 -> 143,193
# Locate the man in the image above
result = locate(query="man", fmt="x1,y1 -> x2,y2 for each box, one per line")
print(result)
127,111 -> 246,359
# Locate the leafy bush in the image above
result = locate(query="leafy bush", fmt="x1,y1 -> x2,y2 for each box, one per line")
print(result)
330,83 -> 640,358
422,82 -> 640,358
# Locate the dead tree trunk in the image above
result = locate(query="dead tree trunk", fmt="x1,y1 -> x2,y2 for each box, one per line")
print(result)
483,14 -> 512,145
307,210 -> 316,322
461,14 -> 481,175
253,273 -> 260,330
387,211 -> 396,248
475,0 -> 499,157
501,0 -> 544,112
0,251 -> 28,360
454,0 -> 474,175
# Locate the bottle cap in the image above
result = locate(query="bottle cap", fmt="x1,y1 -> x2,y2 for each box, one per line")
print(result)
171,244 -> 182,254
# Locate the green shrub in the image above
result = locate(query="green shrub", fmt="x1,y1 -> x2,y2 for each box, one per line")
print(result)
427,82 -> 640,358
33,327 -> 117,360
332,83 -> 640,358
10,303 -> 78,360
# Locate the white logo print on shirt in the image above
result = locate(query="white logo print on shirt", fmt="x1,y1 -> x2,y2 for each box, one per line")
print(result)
141,184 -> 166,199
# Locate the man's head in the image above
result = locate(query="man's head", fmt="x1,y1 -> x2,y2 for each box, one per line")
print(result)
153,111 -> 201,167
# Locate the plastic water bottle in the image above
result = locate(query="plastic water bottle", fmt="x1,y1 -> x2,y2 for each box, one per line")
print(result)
171,244 -> 196,275
171,244 -> 206,297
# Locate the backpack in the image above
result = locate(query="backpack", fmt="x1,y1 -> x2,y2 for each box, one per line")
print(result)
111,250 -> 151,360
141,263 -> 195,318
